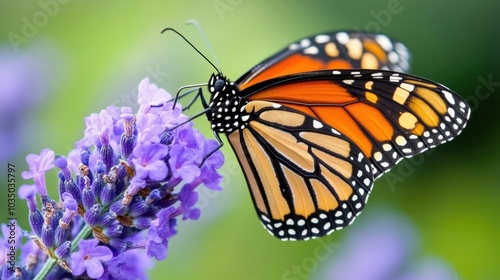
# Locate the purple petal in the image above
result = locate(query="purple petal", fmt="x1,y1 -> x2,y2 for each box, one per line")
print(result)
66,149 -> 82,175
127,177 -> 146,196
18,184 -> 37,199
62,192 -> 77,211
105,249 -> 153,280
146,160 -> 169,181
21,148 -> 55,179
84,258 -> 105,279
176,163 -> 200,183
75,109 -> 114,148
132,143 -> 169,180
137,78 -> 171,114
146,239 -> 168,261
71,255 -> 86,276
90,246 -> 113,261
158,107 -> 188,129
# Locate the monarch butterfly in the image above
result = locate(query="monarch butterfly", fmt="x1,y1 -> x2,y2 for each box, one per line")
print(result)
165,26 -> 470,241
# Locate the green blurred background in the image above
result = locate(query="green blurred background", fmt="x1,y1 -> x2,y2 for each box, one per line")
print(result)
1,0 -> 499,279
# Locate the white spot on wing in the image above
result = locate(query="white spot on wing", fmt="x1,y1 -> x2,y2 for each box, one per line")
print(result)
315,34 -> 330,44
443,90 -> 456,105
448,107 -> 455,118
357,153 -> 363,162
388,51 -> 399,63
363,178 -> 370,186
375,34 -> 393,51
400,82 -> 415,92
331,128 -> 341,135
304,46 -> 319,55
300,39 -> 311,48
313,120 -> 323,128
336,32 -> 349,44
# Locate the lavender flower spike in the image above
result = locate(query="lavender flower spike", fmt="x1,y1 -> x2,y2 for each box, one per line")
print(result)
13,78 -> 224,279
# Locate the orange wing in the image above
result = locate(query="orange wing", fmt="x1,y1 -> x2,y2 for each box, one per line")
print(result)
236,31 -> 410,90
227,101 -> 374,240
240,70 -> 470,179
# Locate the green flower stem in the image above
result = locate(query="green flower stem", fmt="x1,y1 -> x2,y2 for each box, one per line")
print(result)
33,224 -> 92,280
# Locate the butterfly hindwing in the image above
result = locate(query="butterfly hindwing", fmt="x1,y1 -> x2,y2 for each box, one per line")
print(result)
239,70 -> 471,179
236,31 -> 410,90
227,100 -> 374,240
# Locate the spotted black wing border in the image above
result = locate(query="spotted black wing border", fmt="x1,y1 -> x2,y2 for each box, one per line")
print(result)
236,31 -> 411,86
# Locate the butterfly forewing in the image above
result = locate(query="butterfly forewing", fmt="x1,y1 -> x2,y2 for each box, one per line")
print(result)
236,31 -> 410,90
227,101 -> 374,240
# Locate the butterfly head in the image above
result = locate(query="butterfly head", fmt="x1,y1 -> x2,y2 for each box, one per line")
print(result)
208,73 -> 229,93
207,74 -> 248,133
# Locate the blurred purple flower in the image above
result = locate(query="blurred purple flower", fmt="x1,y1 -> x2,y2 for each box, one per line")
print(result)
314,209 -> 458,280
0,43 -> 64,164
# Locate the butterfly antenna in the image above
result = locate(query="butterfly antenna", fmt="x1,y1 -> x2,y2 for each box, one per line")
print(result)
186,19 -> 222,73
161,27 -> 220,74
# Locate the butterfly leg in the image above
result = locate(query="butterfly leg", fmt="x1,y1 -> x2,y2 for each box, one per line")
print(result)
166,105 -> 212,131
195,88 -> 224,166
199,130 -> 224,167
167,87 -> 213,130
171,83 -> 207,109
179,88 -> 207,112
149,87 -> 200,110
165,87 -> 223,166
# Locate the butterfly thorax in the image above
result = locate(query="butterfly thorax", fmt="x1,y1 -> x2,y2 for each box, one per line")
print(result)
207,74 -> 249,133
